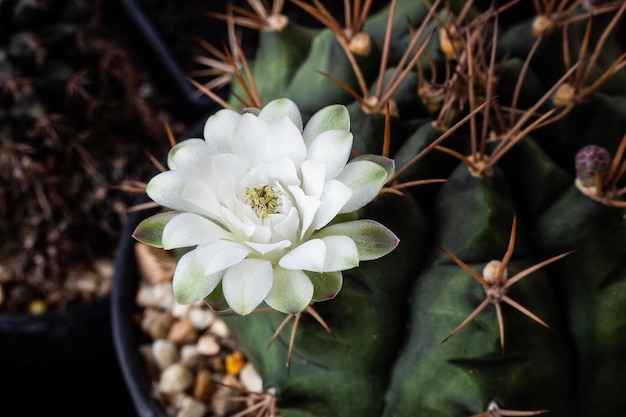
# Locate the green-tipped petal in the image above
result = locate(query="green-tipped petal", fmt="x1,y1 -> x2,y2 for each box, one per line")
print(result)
306,271 -> 343,301
258,97 -> 303,131
132,211 -> 179,248
337,160 -> 389,213
352,154 -> 395,182
166,138 -> 205,170
303,104 -> 351,145
173,250 -> 224,304
314,219 -> 399,261
222,259 -> 273,315
265,267 -> 314,314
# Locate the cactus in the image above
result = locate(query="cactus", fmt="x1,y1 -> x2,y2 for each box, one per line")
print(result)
137,0 -> 626,416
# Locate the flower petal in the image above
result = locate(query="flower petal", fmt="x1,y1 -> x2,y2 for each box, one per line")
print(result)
314,219 -> 399,261
336,159 -> 388,213
300,160 -> 326,199
203,108 -> 240,153
306,271 -> 343,301
279,239 -> 326,272
267,116 -> 307,165
320,235 -> 359,272
147,171 -> 201,213
222,259 -> 273,315
173,250 -> 224,304
133,211 -> 179,248
288,185 -> 321,238
303,104 -> 350,146
306,130 -> 353,180
167,138 -> 205,170
245,239 -> 291,255
194,240 -> 251,275
258,98 -> 303,131
264,267 -> 314,314
352,155 -> 395,182
162,212 -> 232,250
313,180 -> 353,230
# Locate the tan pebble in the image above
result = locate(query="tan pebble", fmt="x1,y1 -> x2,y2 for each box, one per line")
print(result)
239,362 -> 263,393
135,242 -> 175,285
138,344 -> 159,379
177,396 -> 207,417
193,369 -> 214,402
159,363 -> 194,394
209,319 -> 230,338
168,319 -> 198,345
210,356 -> 225,373
152,339 -> 180,370
187,307 -> 215,330
142,309 -> 175,340
210,384 -> 242,417
196,334 -> 220,356
137,283 -> 176,309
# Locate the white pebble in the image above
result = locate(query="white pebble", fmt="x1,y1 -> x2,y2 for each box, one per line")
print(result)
239,362 -> 263,393
171,303 -> 191,318
187,307 -> 215,330
179,345 -> 201,366
159,363 -> 194,394
176,396 -> 207,417
210,319 -> 230,338
152,339 -> 180,370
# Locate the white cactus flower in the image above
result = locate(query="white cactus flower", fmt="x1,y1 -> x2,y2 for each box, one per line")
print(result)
133,98 -> 399,315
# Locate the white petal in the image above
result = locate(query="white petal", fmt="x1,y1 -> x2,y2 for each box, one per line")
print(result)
258,98 -> 303,131
288,185 -> 321,238
306,130 -> 353,180
147,171 -> 201,213
167,138 -> 205,170
203,108 -> 240,153
245,239 -> 291,255
272,207 -> 300,242
300,160 -> 326,199
313,180 -> 353,230
264,267 -> 314,314
173,250 -> 224,304
267,116 -> 307,166
336,160 -> 388,213
194,240 -> 251,275
303,104 -> 350,146
222,259 -> 273,315
320,235 -> 359,272
162,212 -> 232,250
219,206 -> 257,238
232,113 -> 273,165
180,180 -> 222,219
279,239 -> 326,272
170,139 -> 215,180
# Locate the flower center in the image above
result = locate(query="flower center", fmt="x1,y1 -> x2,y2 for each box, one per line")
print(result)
245,184 -> 279,219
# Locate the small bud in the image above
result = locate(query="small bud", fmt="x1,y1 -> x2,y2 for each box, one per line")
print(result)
575,144 -> 611,187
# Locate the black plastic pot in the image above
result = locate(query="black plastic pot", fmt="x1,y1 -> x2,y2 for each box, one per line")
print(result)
112,193 -> 164,417
115,0 -> 228,126
112,117 -> 208,417
0,296 -> 136,416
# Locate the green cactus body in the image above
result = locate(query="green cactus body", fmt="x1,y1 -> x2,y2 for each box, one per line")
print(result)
190,0 -> 626,415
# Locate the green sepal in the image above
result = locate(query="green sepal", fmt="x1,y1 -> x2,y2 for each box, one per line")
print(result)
132,211 -> 179,248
